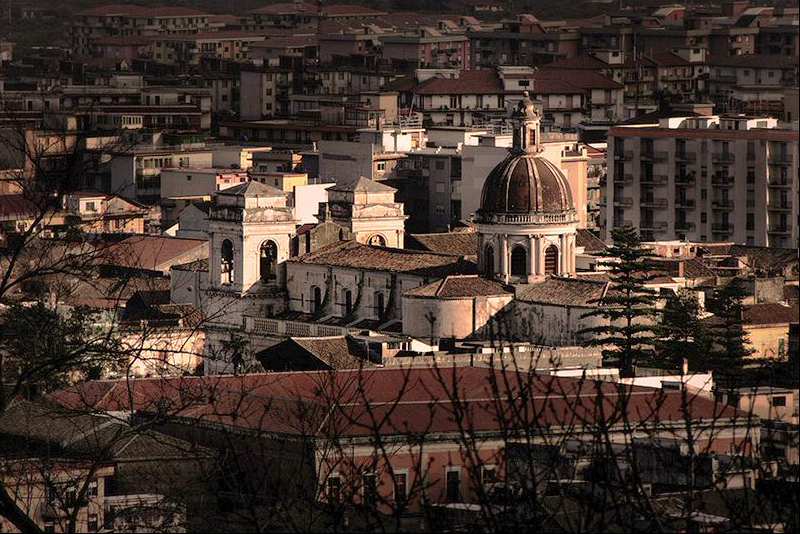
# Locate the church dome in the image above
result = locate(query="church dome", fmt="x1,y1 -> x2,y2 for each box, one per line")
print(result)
478,153 -> 575,217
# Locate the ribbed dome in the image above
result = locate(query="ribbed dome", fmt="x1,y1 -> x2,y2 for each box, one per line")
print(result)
478,153 -> 575,215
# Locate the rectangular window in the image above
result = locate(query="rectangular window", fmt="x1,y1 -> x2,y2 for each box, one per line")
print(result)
435,182 -> 445,193
482,466 -> 498,486
327,476 -> 341,502
88,513 -> 98,532
772,395 -> 786,407
747,213 -> 754,231
435,160 -> 445,170
393,472 -> 407,502
362,474 -> 377,506
446,469 -> 460,502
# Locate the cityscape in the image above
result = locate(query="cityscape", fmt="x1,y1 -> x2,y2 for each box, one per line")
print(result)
0,0 -> 798,532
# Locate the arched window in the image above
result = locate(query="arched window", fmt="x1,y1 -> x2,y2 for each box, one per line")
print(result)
220,239 -> 234,284
374,291 -> 385,317
312,286 -> 322,314
510,246 -> 527,277
368,234 -> 386,247
484,245 -> 495,277
544,245 -> 559,275
260,241 -> 278,282
341,288 -> 353,316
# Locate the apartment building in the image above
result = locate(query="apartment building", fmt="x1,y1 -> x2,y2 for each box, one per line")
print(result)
71,5 -> 216,57
380,28 -> 470,70
239,67 -> 294,119
152,32 -> 267,65
605,115 -> 799,248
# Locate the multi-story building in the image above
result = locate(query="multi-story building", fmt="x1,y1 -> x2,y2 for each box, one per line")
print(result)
605,115 -> 799,248
71,5 -> 216,57
706,54 -> 799,116
152,31 -> 267,65
468,14 -> 580,68
380,28 -> 470,70
239,67 -> 294,119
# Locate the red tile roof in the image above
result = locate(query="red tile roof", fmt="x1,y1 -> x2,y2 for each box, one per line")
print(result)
743,303 -> 799,326
415,70 -> 504,95
535,67 -> 623,92
51,367 -> 744,439
96,236 -> 207,272
404,275 -> 513,299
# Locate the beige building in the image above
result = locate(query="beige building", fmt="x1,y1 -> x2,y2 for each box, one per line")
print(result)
606,115 -> 799,248
742,302 -> 799,359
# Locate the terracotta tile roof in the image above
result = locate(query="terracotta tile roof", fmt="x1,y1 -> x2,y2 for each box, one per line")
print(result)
249,2 -> 315,14
415,70 -> 504,95
545,55 -> 609,69
322,4 -> 385,16
382,75 -> 418,92
404,275 -> 513,299
535,67 -> 623,92
172,258 -> 209,272
258,336 -> 368,371
97,236 -> 207,272
93,36 -> 154,46
742,303 -> 799,326
51,367 -> 743,439
515,276 -> 609,306
287,241 -> 476,278
649,50 -> 690,67
0,194 -> 41,218
407,232 -> 478,256
575,229 -> 608,253
158,31 -> 268,42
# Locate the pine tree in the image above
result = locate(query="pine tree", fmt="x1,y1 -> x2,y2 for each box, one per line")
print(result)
705,278 -> 753,386
656,289 -> 711,372
579,226 -> 661,378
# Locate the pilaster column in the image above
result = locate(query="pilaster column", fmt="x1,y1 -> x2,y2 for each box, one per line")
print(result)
500,234 -> 508,283
559,233 -> 565,275
528,234 -> 535,280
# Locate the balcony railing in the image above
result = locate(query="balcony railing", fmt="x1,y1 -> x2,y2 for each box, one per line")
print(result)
675,221 -> 696,231
675,174 -> 696,185
768,178 -> 792,188
712,152 -> 735,164
476,211 -> 579,225
768,226 -> 792,234
244,316 -> 359,337
641,151 -> 668,162
711,175 -> 734,187
640,220 -> 668,232
617,173 -> 634,184
675,152 -> 697,163
675,198 -> 695,208
640,197 -> 668,208
641,174 -> 668,186
712,222 -> 734,233
712,199 -> 734,210
767,201 -> 793,211
614,196 -> 633,207
769,153 -> 792,165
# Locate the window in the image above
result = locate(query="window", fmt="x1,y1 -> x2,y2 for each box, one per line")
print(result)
747,167 -> 755,184
220,239 -> 234,284
88,513 -> 98,532
376,162 -> 386,171
435,182 -> 445,193
341,288 -> 353,316
484,245 -> 495,277
445,468 -> 460,502
374,291 -> 385,317
772,395 -> 786,407
510,246 -> 527,277
88,480 -> 98,497
544,245 -> 558,275
260,241 -> 278,282
435,160 -> 445,171
393,472 -> 407,502
86,201 -> 96,212
747,213 -> 754,231
362,474 -> 377,506
312,286 -> 322,314
327,475 -> 341,502
482,466 -> 498,486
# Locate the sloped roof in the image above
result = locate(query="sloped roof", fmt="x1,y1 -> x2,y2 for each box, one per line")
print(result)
172,258 -> 209,272
287,241 -> 476,278
258,336 -> 368,371
80,5 -> 208,17
407,232 -> 478,256
97,236 -> 207,272
217,181 -> 286,198
535,67 -> 623,92
404,275 -> 513,299
742,303 -> 799,326
514,276 -> 609,306
575,229 -> 608,253
415,70 -> 504,95
328,176 -> 396,193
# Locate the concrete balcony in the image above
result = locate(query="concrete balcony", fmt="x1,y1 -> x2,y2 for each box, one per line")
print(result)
768,225 -> 793,235
244,316 -> 357,337
769,153 -> 793,165
675,198 -> 695,208
768,178 -> 792,188
616,173 -> 634,184
712,199 -> 735,210
712,152 -> 735,164
675,221 -> 696,231
675,152 -> 697,163
712,222 -> 734,233
641,151 -> 668,162
711,175 -> 734,187
614,196 -> 633,207
641,174 -> 668,186
640,220 -> 668,232
675,173 -> 696,185
615,150 -> 634,160
768,201 -> 793,211
640,197 -> 668,208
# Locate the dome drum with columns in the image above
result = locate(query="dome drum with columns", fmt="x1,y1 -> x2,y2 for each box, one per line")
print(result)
476,92 -> 578,284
